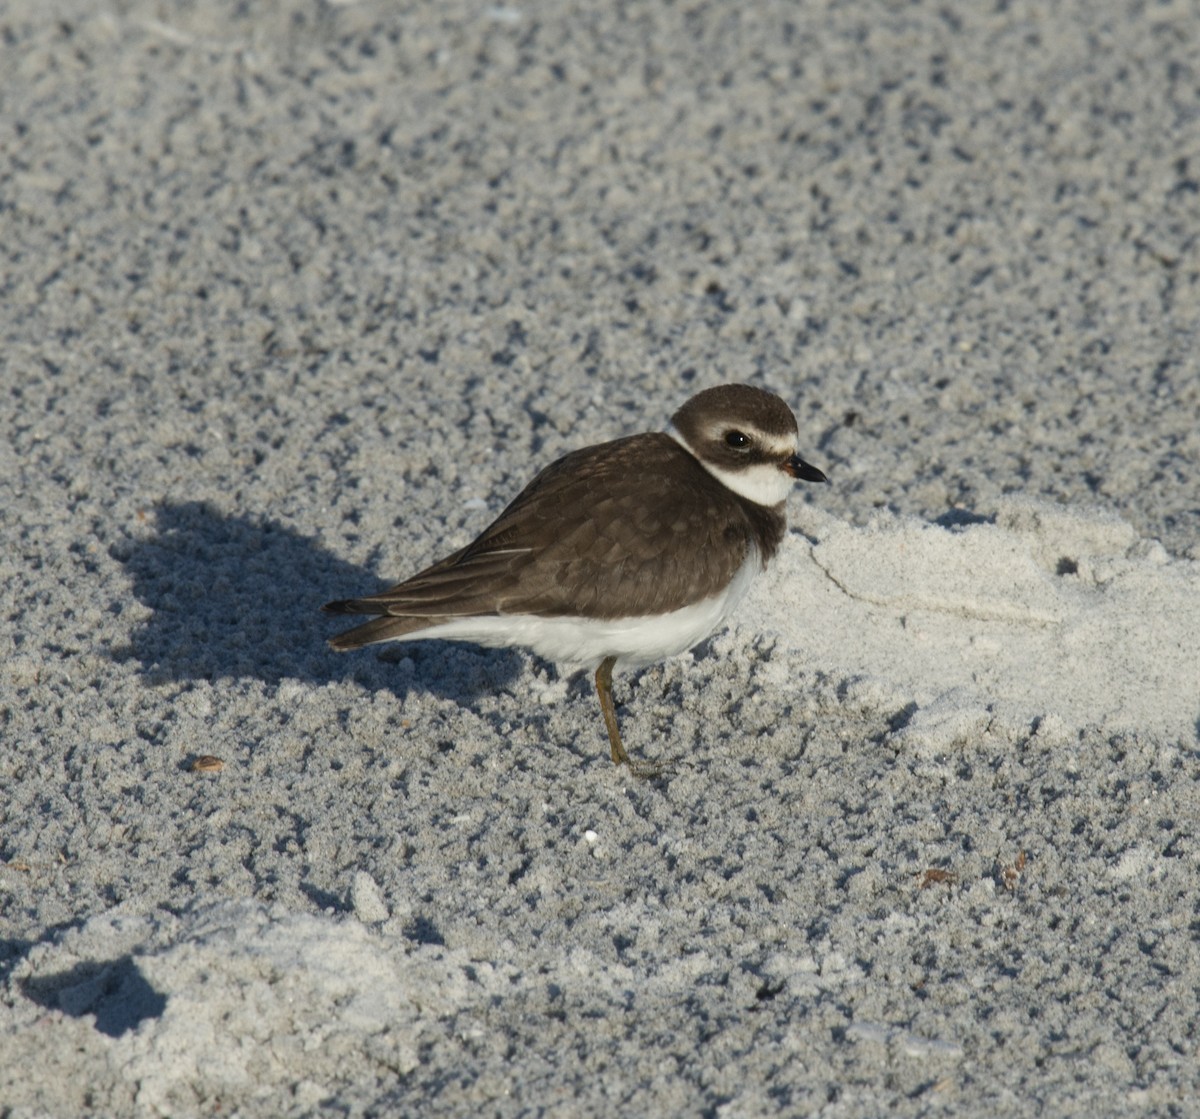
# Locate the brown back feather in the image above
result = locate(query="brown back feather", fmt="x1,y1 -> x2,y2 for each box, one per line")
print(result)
326,433 -> 786,626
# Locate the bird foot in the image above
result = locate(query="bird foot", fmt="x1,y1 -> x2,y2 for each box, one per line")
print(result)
619,754 -> 681,781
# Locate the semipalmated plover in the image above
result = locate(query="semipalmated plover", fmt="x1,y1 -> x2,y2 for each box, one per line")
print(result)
324,384 -> 827,773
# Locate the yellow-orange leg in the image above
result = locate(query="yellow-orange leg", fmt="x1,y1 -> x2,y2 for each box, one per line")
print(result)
593,657 -> 669,778
594,656 -> 631,766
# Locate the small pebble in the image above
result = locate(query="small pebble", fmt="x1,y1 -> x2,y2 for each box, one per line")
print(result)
191,755 -> 225,773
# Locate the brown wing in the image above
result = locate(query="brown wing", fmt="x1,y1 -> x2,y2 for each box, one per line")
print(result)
325,433 -> 780,629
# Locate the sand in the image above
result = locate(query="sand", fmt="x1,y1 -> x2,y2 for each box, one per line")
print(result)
2,1 -> 1198,1115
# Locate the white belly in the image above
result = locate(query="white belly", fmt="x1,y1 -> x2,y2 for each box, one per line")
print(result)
403,550 -> 762,670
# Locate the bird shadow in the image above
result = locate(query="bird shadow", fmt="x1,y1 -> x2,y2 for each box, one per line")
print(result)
111,500 -> 523,703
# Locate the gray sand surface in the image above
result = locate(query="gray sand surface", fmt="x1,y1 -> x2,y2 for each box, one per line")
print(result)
2,1 -> 1199,1115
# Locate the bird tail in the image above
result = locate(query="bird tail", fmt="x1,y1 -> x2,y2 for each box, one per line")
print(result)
322,599 -> 443,651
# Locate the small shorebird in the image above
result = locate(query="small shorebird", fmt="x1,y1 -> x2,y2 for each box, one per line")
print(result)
324,384 -> 827,773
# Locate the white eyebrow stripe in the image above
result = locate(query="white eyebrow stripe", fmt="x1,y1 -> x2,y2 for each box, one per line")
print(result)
666,422 -> 796,458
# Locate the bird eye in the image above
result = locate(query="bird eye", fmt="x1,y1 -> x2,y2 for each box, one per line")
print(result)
724,430 -> 751,449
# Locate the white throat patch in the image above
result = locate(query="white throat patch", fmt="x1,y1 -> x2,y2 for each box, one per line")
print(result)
666,424 -> 795,507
